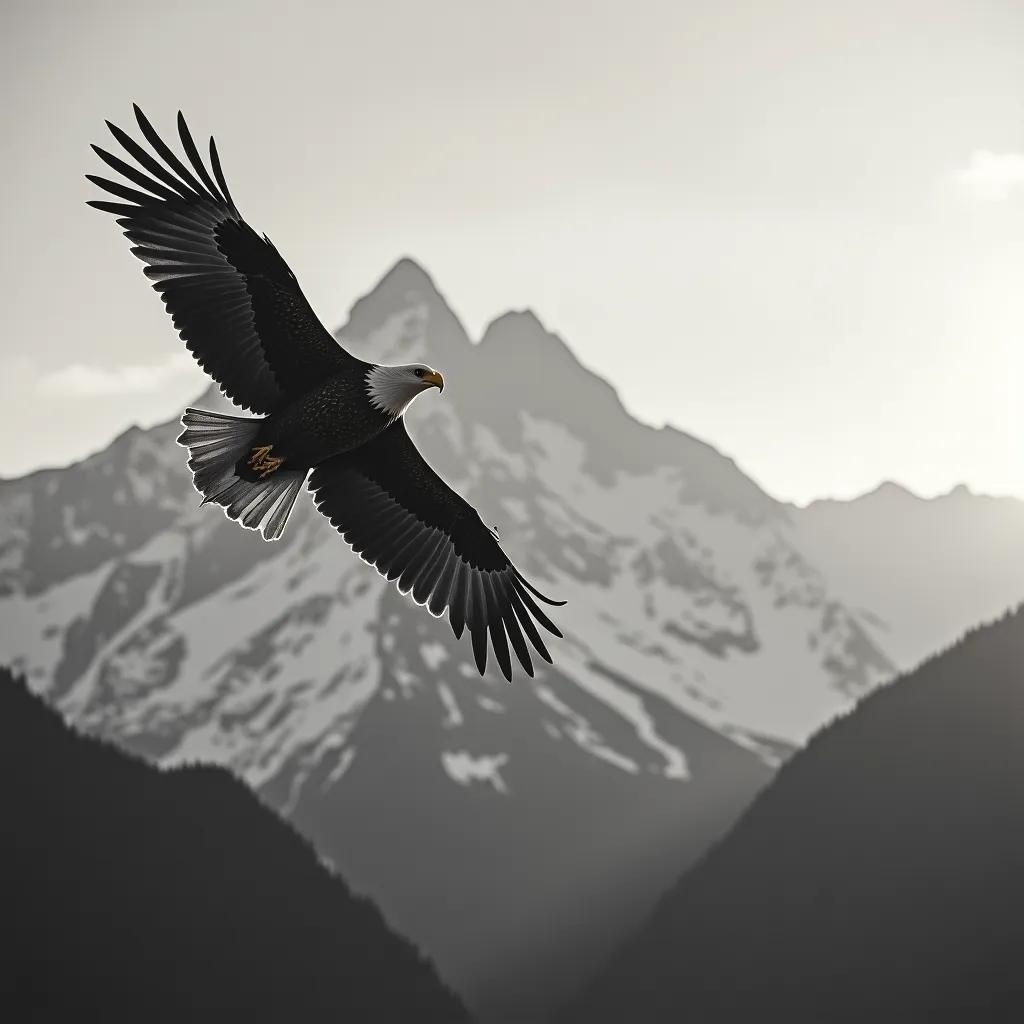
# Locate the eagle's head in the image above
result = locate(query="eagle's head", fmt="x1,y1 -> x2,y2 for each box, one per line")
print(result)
366,362 -> 445,419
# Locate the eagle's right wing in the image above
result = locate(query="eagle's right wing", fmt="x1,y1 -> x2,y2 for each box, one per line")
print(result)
309,419 -> 565,681
88,106 -> 363,414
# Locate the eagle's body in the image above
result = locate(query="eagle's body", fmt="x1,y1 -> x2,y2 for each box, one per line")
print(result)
258,369 -> 389,465
88,106 -> 563,681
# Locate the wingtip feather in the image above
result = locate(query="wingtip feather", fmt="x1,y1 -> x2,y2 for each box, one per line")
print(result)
511,566 -> 566,606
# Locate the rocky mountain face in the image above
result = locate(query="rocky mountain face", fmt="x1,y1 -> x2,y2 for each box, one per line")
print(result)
562,606 -> 1024,1024
0,258 -> 1015,1021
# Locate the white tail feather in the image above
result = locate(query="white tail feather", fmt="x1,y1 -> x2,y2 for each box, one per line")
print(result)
176,408 -> 305,541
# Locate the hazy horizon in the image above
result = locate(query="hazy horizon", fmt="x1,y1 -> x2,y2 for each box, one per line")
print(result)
3,0 -> 1023,504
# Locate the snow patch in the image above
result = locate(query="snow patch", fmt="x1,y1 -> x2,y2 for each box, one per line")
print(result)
437,683 -> 463,728
441,750 -> 510,794
420,641 -> 448,671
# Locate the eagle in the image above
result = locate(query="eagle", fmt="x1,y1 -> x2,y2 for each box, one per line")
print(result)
87,106 -> 563,681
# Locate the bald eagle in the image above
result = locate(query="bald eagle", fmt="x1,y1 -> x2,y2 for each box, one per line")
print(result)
88,106 -> 563,681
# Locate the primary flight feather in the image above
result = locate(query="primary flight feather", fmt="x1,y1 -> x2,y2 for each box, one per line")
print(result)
88,105 -> 564,681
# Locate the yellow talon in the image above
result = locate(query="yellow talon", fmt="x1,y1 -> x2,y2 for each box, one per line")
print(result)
248,444 -> 285,477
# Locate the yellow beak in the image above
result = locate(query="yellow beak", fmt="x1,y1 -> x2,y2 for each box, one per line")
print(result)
423,370 -> 445,392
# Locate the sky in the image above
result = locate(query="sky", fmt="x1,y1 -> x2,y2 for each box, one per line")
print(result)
2,0 -> 1023,504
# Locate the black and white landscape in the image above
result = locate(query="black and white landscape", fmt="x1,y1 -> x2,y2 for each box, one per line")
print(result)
3,259 -> 1023,1020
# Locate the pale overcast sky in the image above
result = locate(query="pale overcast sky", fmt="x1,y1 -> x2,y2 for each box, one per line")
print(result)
2,0 -> 1023,504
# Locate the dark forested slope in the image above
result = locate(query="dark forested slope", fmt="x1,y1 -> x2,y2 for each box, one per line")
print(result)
0,668 -> 471,1022
564,607 -> 1024,1023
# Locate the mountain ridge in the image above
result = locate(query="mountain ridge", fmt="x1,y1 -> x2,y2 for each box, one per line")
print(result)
793,477 -> 1024,668
800,478 -> 1021,508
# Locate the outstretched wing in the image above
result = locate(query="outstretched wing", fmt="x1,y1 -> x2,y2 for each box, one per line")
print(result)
309,420 -> 564,681
88,105 -> 363,414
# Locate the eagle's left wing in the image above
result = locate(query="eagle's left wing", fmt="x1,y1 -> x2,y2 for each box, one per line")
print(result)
87,106 -> 362,414
309,420 -> 564,680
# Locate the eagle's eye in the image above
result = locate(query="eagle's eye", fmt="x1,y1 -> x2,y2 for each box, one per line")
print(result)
414,368 -> 425,378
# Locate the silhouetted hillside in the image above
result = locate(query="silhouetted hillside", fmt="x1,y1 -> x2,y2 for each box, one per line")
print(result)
563,607 -> 1024,1023
0,668 -> 471,1023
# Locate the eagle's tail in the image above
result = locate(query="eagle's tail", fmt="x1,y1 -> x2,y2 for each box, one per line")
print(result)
176,408 -> 305,542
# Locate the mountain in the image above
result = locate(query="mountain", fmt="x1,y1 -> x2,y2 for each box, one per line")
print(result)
561,606 -> 1024,1024
0,256 -> 1014,1021
793,481 -> 1024,669
0,666 -> 470,1023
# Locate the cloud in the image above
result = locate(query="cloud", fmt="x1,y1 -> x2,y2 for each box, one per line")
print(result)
953,150 -> 1024,201
38,353 -> 199,398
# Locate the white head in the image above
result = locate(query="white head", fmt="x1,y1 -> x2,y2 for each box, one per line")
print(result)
366,362 -> 445,419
